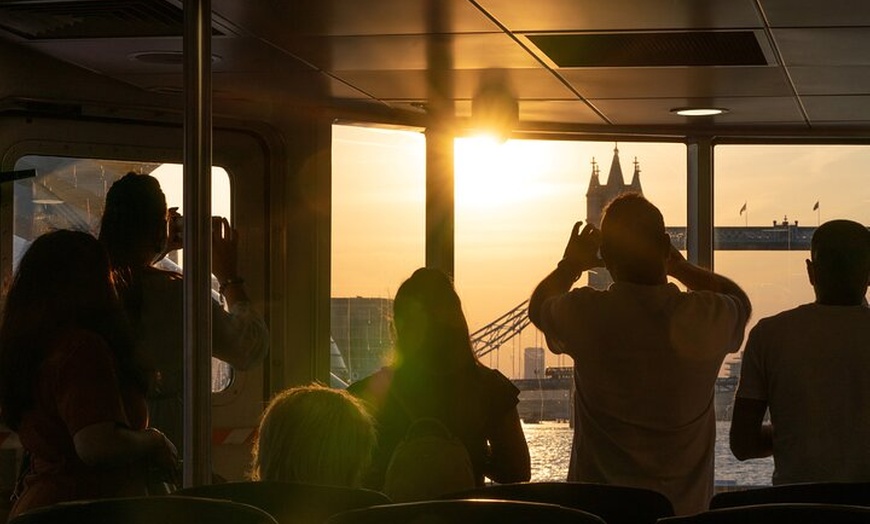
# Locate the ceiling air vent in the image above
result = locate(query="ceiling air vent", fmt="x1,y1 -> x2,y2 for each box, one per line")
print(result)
0,0 -> 224,40
528,31 -> 768,67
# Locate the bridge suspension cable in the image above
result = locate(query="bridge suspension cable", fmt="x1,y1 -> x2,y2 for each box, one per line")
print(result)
471,299 -> 530,358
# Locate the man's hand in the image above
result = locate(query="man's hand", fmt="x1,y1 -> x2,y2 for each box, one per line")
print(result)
212,216 -> 239,283
666,244 -> 689,277
562,221 -> 603,274
165,207 -> 183,252
529,221 -> 602,329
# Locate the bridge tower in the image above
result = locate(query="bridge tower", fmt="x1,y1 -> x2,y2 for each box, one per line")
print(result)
585,144 -> 644,289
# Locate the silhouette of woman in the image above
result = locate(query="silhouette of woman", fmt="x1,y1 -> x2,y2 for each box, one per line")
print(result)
0,230 -> 176,518
348,268 -> 530,493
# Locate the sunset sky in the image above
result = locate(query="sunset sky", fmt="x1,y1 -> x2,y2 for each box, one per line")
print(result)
332,125 -> 870,378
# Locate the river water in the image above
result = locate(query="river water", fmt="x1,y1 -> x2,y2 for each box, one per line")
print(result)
523,420 -> 774,487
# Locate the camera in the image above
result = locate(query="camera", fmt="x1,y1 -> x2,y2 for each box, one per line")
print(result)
169,212 -> 183,245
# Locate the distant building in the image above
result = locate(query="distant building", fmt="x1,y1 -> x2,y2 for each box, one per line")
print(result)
524,347 -> 545,379
330,297 -> 393,382
586,144 -> 644,289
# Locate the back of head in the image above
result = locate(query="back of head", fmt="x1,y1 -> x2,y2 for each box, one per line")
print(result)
810,219 -> 870,304
0,230 -> 116,429
99,172 -> 167,269
600,193 -> 669,284
392,268 -> 475,373
251,385 -> 375,487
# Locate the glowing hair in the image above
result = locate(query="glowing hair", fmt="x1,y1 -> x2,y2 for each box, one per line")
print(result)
98,172 -> 167,322
250,385 -> 376,487
392,268 -> 476,373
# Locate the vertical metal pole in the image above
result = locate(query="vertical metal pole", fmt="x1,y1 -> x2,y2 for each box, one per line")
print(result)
183,0 -> 212,487
424,1 -> 455,276
687,138 -> 714,269
425,124 -> 455,276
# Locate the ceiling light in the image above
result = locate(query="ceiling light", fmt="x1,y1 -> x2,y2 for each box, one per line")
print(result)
671,107 -> 727,117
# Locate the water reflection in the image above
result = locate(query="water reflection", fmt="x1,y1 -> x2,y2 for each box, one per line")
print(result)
522,420 -> 774,486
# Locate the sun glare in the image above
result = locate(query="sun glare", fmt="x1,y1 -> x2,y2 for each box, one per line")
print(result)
454,136 -> 548,211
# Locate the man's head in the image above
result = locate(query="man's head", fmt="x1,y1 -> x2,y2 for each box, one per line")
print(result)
600,193 -> 671,285
807,219 -> 870,305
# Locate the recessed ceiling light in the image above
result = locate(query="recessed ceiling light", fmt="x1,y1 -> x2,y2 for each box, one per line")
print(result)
671,107 -> 728,117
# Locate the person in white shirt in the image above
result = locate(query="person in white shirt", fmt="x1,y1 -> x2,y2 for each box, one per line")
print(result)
731,219 -> 870,484
529,193 -> 751,515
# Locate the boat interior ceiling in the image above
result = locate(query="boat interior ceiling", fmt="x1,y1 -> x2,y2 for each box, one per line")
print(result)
1,0 -> 870,137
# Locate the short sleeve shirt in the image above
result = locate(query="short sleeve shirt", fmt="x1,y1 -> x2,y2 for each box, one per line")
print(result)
538,282 -> 747,515
737,303 -> 870,484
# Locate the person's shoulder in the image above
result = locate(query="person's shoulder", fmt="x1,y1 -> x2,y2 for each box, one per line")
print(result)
679,286 -> 744,310
347,367 -> 394,400
55,327 -> 110,352
474,363 -> 519,395
143,266 -> 182,282
45,327 -> 113,370
141,266 -> 183,298
753,304 -> 812,330
556,285 -> 606,306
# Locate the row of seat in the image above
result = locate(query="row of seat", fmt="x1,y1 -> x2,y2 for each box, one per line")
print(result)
9,481 -> 870,524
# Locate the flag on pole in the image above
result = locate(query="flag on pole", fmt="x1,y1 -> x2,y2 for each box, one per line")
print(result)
812,200 -> 819,211
739,202 -> 747,215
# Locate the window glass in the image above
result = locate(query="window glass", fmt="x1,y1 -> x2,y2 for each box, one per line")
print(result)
714,144 -> 870,486
453,139 -> 687,481
330,124 -> 425,386
12,156 -> 234,392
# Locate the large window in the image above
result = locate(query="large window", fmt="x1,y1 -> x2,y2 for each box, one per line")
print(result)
454,139 -> 687,481
454,140 -> 687,378
714,144 -> 870,486
11,156 -> 234,392
330,124 -> 426,385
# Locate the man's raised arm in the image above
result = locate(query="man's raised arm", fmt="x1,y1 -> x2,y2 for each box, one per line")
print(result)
529,222 -> 602,328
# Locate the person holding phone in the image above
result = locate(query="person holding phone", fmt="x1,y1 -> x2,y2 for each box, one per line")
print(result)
98,172 -> 268,453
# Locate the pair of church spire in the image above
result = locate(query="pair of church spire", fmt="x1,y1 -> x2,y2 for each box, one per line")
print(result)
588,143 -> 643,191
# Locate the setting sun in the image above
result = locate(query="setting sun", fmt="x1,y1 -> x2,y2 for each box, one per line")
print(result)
454,137 -> 554,211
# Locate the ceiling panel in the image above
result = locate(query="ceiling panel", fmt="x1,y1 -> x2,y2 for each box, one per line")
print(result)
5,0 -> 870,131
774,29 -> 870,66
475,0 -> 762,32
334,69 -> 575,100
760,0 -> 870,27
802,96 -> 870,122
516,100 -> 605,124
444,99 -> 604,125
590,97 -> 804,126
26,36 -> 314,75
126,70 -> 361,97
559,66 -> 791,99
267,33 -> 541,72
789,66 -> 870,96
213,0 -> 498,37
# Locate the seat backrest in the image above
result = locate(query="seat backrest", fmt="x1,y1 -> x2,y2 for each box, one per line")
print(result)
325,499 -> 606,524
175,481 -> 391,524
710,482 -> 870,509
9,495 -> 277,524
442,481 -> 674,524
658,503 -> 870,524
